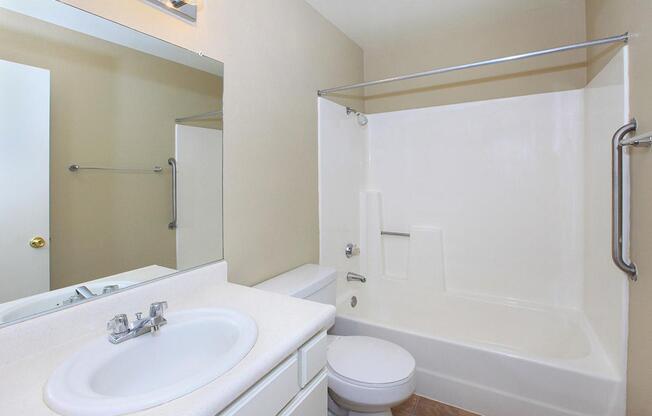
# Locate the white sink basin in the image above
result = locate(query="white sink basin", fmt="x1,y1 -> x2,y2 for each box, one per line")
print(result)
44,308 -> 257,416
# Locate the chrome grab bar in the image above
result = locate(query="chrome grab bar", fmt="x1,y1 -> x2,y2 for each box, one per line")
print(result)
381,231 -> 410,238
168,157 -> 177,230
612,120 -> 639,281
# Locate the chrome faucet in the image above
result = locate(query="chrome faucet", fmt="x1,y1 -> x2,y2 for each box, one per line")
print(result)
75,286 -> 95,299
107,301 -> 168,344
63,285 -> 121,306
346,272 -> 366,283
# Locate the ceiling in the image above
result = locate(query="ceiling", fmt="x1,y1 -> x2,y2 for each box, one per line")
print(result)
305,0 -> 578,50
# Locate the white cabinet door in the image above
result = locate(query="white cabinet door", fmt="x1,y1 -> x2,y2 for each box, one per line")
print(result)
219,355 -> 300,416
278,371 -> 328,416
0,59 -> 50,303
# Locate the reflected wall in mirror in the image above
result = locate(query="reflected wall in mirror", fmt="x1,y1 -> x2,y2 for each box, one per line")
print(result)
0,1 -> 224,325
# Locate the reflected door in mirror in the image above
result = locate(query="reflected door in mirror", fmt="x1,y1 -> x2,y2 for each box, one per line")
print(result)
0,59 -> 50,303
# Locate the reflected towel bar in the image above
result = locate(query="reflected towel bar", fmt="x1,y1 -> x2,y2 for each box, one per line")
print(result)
381,231 -> 410,238
69,164 -> 163,173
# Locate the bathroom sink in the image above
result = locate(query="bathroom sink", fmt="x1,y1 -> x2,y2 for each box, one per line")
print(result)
44,308 -> 258,416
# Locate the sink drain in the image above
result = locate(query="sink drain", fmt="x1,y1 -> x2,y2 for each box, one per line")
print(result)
350,296 -> 358,308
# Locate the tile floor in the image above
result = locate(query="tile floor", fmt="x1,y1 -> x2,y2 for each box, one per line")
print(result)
392,395 -> 480,416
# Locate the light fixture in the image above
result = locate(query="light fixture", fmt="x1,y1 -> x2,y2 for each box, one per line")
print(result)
170,0 -> 197,7
143,0 -> 198,23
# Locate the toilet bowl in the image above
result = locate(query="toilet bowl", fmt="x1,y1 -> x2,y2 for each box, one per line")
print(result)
255,264 -> 416,415
326,335 -> 416,416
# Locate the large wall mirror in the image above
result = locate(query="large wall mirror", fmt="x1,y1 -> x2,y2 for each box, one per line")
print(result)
0,1 -> 224,326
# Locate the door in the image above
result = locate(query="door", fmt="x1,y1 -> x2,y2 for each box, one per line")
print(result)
174,124 -> 223,270
0,59 -> 50,303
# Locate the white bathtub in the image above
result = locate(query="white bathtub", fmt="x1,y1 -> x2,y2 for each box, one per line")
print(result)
331,281 -> 623,416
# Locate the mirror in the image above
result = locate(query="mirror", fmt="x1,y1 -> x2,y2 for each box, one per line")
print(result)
0,1 -> 224,326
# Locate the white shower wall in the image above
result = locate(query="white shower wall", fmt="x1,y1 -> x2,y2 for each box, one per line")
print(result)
583,48 -> 629,377
320,48 -> 629,313
319,92 -> 587,308
366,91 -> 585,308
318,99 -> 366,281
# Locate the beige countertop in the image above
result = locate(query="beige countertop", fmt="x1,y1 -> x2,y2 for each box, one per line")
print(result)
0,262 -> 335,416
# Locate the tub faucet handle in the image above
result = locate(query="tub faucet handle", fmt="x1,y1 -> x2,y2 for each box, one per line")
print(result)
345,243 -> 360,258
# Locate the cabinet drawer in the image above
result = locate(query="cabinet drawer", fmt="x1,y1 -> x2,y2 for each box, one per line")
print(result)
278,370 -> 328,416
298,331 -> 327,388
219,354 -> 299,416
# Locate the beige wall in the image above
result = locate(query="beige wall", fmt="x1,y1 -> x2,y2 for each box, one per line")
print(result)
60,0 -> 364,286
362,1 -> 587,113
0,8 -> 221,289
586,1 -> 652,415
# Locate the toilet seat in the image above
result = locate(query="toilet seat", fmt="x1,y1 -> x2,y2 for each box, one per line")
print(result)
327,336 -> 415,385
326,336 -> 416,413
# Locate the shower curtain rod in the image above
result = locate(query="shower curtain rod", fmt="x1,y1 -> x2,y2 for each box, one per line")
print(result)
317,33 -> 629,96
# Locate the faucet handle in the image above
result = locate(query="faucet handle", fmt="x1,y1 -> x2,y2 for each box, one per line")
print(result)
102,285 -> 120,295
345,243 -> 360,258
107,314 -> 129,335
149,301 -> 168,318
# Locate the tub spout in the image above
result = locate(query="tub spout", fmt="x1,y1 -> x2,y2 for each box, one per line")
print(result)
347,272 -> 366,283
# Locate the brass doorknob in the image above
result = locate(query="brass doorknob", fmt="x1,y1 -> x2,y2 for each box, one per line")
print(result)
29,236 -> 46,249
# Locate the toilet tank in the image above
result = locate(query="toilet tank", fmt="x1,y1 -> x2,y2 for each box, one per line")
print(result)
254,264 -> 337,306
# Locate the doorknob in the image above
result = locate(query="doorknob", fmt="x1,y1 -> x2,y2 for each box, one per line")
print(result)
29,236 -> 46,249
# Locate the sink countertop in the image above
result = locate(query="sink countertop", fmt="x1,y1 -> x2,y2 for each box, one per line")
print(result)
0,263 -> 335,416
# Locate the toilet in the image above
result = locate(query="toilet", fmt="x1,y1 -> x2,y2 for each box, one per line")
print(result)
255,264 -> 416,416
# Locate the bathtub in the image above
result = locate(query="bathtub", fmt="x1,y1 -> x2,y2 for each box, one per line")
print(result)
331,281 -> 623,416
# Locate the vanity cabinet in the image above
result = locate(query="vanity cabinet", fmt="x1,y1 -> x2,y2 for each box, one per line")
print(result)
219,331 -> 329,416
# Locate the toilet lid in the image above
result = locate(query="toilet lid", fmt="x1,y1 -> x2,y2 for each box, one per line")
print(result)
327,336 -> 415,385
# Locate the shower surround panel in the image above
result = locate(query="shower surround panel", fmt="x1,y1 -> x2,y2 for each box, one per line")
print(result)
366,90 -> 585,308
